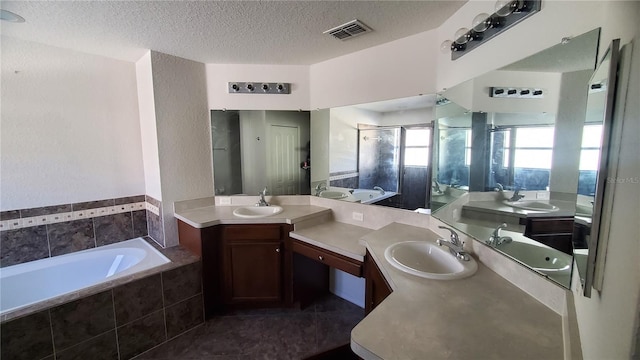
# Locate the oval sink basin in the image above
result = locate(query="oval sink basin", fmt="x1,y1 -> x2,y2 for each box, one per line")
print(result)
384,241 -> 477,280
502,200 -> 559,212
232,205 -> 283,218
319,191 -> 348,200
497,241 -> 572,274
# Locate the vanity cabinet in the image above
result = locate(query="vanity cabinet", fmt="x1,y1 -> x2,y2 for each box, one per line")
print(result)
524,217 -> 574,255
364,251 -> 392,315
222,225 -> 287,304
177,221 -> 293,317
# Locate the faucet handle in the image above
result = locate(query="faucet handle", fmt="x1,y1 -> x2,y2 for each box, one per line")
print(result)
438,226 -> 461,246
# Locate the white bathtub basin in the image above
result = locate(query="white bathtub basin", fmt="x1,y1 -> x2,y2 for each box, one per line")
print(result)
384,241 -> 477,280
319,191 -> 348,200
0,238 -> 170,315
502,200 -> 559,212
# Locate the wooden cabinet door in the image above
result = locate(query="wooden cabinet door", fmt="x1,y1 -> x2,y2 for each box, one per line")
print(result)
364,252 -> 392,315
223,239 -> 283,303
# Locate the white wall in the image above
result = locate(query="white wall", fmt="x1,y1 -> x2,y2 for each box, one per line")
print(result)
379,107 -> 434,127
310,109 -> 330,184
310,30 -> 438,110
329,107 -> 381,173
136,51 -> 162,200
0,37 -> 145,210
206,64 -> 310,110
149,51 -> 214,247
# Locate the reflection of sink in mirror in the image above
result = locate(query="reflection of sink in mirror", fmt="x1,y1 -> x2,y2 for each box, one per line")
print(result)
232,206 -> 283,218
318,191 -> 348,200
502,200 -> 559,212
384,241 -> 477,280
497,240 -> 572,275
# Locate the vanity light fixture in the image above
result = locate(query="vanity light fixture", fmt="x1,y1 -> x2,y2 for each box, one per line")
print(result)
228,82 -> 290,94
440,0 -> 541,60
490,87 -> 544,98
0,9 -> 25,23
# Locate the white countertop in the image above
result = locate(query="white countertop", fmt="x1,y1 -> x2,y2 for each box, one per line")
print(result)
174,204 -> 565,359
351,222 -> 564,359
463,199 -> 576,218
174,204 -> 331,228
290,221 -> 372,262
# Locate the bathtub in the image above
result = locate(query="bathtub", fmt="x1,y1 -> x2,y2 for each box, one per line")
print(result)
0,237 -> 170,316
347,189 -> 397,204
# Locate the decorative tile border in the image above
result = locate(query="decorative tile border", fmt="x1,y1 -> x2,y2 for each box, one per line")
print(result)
329,171 -> 359,181
0,195 -> 160,231
0,195 -> 160,267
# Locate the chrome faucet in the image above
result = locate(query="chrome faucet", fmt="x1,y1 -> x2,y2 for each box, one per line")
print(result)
432,180 -> 443,194
373,186 -> 385,195
314,183 -> 327,196
508,187 -> 525,202
495,183 -> 504,192
257,187 -> 270,206
436,226 -> 471,261
486,223 -> 512,247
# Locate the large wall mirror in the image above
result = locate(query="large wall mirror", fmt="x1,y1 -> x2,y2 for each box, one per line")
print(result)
211,110 -> 311,196
431,28 -> 602,289
310,95 -> 436,211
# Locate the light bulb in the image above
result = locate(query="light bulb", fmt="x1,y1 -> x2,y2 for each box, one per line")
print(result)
440,40 -> 453,53
495,0 -> 515,16
472,13 -> 491,32
454,27 -> 470,44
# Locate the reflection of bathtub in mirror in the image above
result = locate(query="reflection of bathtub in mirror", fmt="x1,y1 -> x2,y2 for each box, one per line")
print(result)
319,187 -> 397,205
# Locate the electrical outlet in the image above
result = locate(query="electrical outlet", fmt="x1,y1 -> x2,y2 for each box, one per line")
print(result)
352,212 -> 364,221
219,197 -> 232,205
536,192 -> 550,200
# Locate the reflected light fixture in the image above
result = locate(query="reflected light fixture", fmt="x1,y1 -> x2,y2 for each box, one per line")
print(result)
440,0 -> 541,60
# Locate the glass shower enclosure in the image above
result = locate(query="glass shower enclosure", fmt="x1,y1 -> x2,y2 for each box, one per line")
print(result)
358,127 -> 403,192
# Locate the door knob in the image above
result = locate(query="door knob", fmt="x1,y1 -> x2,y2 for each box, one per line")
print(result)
275,248 -> 280,253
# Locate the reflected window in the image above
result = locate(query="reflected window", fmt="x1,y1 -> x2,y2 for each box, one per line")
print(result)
492,126 -> 554,190
404,128 -> 431,167
577,124 -> 603,195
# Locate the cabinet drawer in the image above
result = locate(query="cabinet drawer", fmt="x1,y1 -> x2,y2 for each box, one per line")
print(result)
223,224 -> 282,240
292,240 -> 362,277
527,218 -> 574,234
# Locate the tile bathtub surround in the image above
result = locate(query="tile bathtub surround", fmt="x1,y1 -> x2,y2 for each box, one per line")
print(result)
0,261 -> 204,360
0,195 -> 152,267
145,195 -> 164,246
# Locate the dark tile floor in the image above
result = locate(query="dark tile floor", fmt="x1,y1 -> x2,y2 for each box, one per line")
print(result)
134,294 -> 365,360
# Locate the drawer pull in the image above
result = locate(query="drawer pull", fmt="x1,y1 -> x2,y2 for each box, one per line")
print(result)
318,255 -> 324,261
276,248 -> 280,253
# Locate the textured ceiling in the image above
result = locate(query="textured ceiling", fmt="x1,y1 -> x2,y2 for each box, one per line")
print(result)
0,1 -> 466,64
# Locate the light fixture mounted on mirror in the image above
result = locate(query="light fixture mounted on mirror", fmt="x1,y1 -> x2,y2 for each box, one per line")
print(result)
441,0 -> 541,60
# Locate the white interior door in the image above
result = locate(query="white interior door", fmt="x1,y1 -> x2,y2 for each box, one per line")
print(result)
268,125 -> 300,195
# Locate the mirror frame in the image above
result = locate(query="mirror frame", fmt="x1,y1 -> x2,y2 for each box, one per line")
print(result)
582,39 -> 621,297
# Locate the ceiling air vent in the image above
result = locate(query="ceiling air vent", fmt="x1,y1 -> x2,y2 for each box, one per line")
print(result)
324,19 -> 372,41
